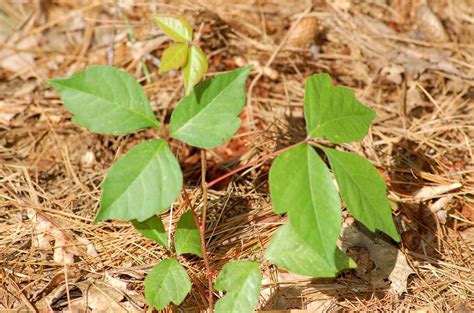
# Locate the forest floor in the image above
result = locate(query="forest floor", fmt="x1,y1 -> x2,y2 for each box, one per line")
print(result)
1,0 -> 473,312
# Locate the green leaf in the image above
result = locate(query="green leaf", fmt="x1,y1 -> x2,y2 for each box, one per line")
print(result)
47,65 -> 159,135
159,43 -> 189,73
96,139 -> 182,222
323,147 -> 400,241
269,143 -> 341,265
132,215 -> 169,249
214,260 -> 262,313
170,66 -> 251,149
304,73 -> 376,144
182,45 -> 208,95
155,16 -> 192,42
265,223 -> 356,277
144,258 -> 192,310
175,211 -> 202,257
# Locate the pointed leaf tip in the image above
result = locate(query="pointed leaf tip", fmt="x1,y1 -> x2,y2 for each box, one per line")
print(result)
323,147 -> 400,241
183,45 -> 208,94
155,16 -> 193,42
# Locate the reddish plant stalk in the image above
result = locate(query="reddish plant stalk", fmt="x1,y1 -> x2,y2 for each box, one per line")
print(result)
181,188 -> 213,311
207,139 -> 307,189
199,149 -> 213,312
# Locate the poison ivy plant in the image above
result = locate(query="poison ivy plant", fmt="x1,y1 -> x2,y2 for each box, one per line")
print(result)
175,211 -> 203,257
132,215 -> 169,250
214,260 -> 262,313
49,14 -> 400,311
169,66 -> 252,149
265,223 -> 356,277
144,258 -> 192,310
269,143 -> 341,266
155,16 -> 208,94
47,65 -> 159,135
155,16 -> 193,42
158,43 -> 189,73
96,139 -> 182,222
322,147 -> 400,241
266,73 -> 399,277
304,73 -> 376,143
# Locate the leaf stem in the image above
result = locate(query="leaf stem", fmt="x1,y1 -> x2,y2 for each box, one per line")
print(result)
200,149 -> 214,312
207,139 -> 308,189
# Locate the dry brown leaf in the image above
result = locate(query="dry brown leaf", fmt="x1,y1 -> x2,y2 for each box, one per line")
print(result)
413,183 -> 462,200
286,17 -> 318,48
341,222 -> 414,295
0,33 -> 38,74
28,209 -> 98,265
415,3 -> 449,43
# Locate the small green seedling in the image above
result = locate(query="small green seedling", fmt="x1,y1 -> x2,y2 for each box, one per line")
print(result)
48,15 -> 399,312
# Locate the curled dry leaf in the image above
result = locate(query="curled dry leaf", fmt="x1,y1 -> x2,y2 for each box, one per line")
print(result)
415,4 -> 449,43
0,33 -> 38,74
28,209 -> 98,265
413,182 -> 462,200
430,196 -> 453,224
286,16 -> 318,48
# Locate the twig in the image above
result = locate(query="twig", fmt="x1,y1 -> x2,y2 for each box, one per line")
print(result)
200,149 -> 213,312
181,173 -> 213,312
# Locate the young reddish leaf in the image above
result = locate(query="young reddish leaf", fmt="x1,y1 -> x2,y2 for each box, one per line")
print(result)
214,260 -> 262,313
155,16 -> 192,42
304,73 -> 376,144
269,143 -> 341,265
323,147 -> 400,241
96,140 -> 182,222
170,66 -> 251,149
174,211 -> 202,257
144,258 -> 191,310
132,215 -> 169,249
159,43 -> 189,73
47,65 -> 159,135
182,45 -> 208,94
265,223 -> 356,277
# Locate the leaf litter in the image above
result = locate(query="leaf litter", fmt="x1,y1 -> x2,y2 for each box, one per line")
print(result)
1,0 -> 473,311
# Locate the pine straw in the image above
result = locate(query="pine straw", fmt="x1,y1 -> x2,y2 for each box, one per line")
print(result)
1,0 -> 473,311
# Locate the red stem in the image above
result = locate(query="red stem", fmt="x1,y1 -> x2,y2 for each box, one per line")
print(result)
207,140 -> 306,189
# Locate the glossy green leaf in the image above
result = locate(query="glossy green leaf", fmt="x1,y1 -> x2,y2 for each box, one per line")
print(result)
265,223 -> 356,277
96,140 -> 182,222
214,260 -> 262,313
175,211 -> 202,257
183,45 -> 208,94
47,65 -> 159,135
170,66 -> 251,149
269,143 -> 341,264
159,43 -> 189,73
323,147 -> 400,241
155,16 -> 192,42
304,73 -> 376,144
144,258 -> 192,310
132,215 -> 169,249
